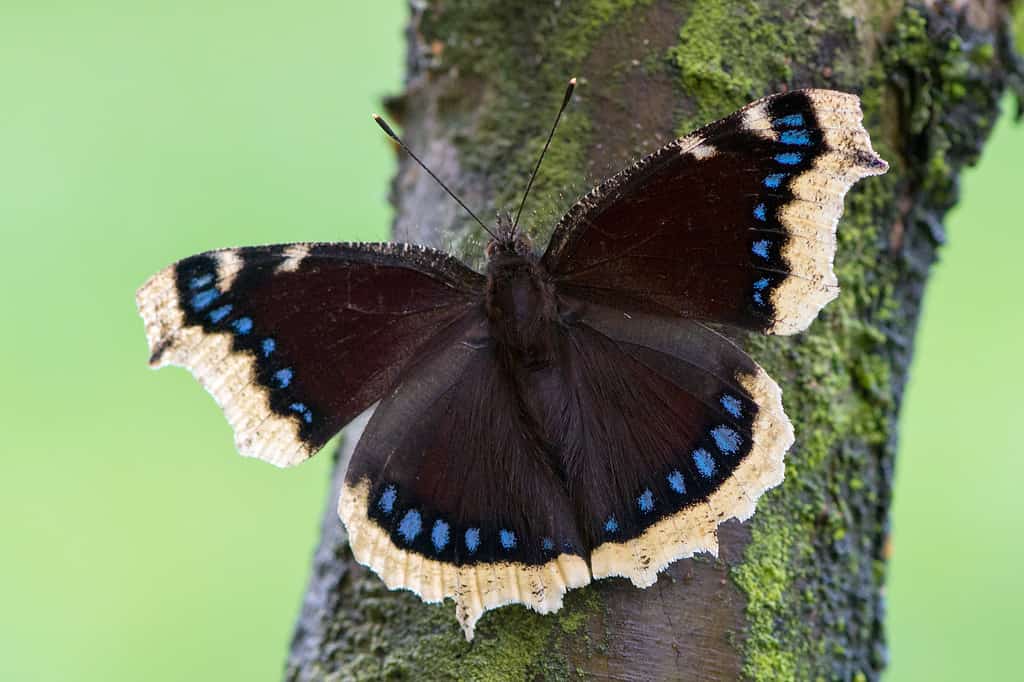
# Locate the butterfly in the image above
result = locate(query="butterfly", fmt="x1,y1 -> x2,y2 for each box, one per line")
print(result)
137,82 -> 887,640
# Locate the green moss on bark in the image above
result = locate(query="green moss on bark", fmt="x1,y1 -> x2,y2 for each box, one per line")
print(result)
669,0 -> 805,127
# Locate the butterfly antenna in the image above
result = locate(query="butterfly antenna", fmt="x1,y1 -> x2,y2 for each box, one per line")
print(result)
373,114 -> 498,240
512,77 -> 576,233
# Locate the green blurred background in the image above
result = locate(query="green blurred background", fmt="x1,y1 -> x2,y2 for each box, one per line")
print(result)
1,3 -> 1020,680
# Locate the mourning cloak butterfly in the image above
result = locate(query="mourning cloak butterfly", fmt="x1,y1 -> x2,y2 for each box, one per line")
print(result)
137,81 -> 887,639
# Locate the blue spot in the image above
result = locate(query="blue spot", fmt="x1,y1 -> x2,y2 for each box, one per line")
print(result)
208,304 -> 233,323
398,510 -> 421,543
542,537 -> 554,552
668,470 -> 686,494
289,402 -> 313,424
232,317 -> 253,335
273,368 -> 293,388
500,529 -> 516,550
638,489 -> 654,514
693,449 -> 716,478
764,173 -> 787,189
753,203 -> 767,221
189,273 -> 214,290
775,152 -> 802,166
752,240 -> 771,259
431,520 -> 450,552
377,485 -> 397,514
780,129 -> 812,146
261,338 -> 276,357
604,516 -> 619,533
720,395 -> 743,419
465,528 -> 481,553
190,289 -> 219,311
712,426 -> 742,454
753,277 -> 771,305
775,113 -> 805,128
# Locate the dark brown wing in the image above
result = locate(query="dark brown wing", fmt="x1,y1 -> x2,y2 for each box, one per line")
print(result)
340,316 -> 590,640
542,89 -> 887,335
137,242 -> 484,466
561,305 -> 790,581
529,303 -> 793,586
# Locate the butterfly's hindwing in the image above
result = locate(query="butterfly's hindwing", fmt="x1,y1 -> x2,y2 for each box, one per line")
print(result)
566,304 -> 792,583
542,89 -> 887,335
136,242 -> 484,466
530,303 -> 792,585
340,319 -> 590,639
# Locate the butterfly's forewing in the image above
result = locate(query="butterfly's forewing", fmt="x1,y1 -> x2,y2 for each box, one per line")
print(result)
340,318 -> 590,640
551,306 -> 792,585
543,89 -> 888,335
137,242 -> 483,466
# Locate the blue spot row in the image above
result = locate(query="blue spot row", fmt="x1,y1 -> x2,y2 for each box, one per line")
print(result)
752,240 -> 771,259
183,268 -> 312,428
604,517 -> 619,534
764,173 -> 787,189
542,537 -> 555,552
775,152 -> 802,166
381,488 -> 534,555
753,202 -> 767,222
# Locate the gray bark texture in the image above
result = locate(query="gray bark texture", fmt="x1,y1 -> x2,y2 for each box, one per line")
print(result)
285,1 -> 1023,680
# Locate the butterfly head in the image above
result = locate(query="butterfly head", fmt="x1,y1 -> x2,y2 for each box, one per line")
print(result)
485,211 -> 534,261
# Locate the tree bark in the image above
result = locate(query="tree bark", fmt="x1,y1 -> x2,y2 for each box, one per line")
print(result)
286,2 -> 1022,680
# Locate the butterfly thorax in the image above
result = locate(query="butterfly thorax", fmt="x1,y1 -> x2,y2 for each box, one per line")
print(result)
484,249 -> 559,363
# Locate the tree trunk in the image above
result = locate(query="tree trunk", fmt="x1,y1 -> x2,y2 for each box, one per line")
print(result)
286,2 -> 1022,680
